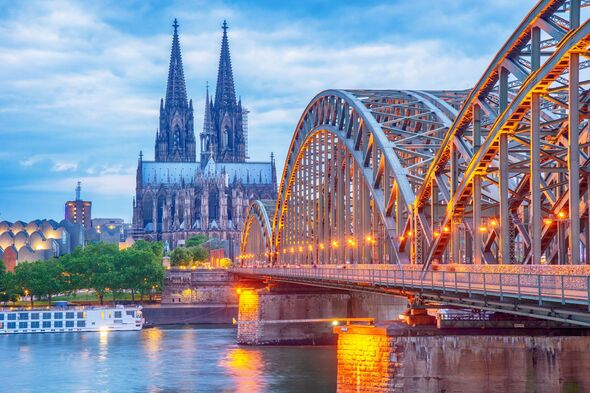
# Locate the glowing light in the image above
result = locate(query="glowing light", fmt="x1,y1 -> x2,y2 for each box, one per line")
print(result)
290,247 -> 295,254
347,239 -> 356,247
307,245 -> 313,252
331,241 -> 339,248
543,218 -> 554,225
319,243 -> 325,250
443,226 -> 450,233
331,320 -> 340,326
433,231 -> 440,238
406,231 -> 412,238
399,236 -> 405,241
558,211 -> 567,219
298,246 -> 303,253
490,219 -> 498,227
479,226 -> 487,232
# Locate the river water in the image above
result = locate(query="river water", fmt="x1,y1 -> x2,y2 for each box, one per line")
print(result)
0,327 -> 336,393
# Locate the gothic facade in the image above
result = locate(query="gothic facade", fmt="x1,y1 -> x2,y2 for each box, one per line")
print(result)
132,20 -> 277,257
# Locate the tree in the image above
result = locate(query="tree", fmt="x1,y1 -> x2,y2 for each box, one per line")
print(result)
74,243 -> 119,305
35,260 -> 65,306
171,247 -> 193,266
219,258 -> 233,269
189,246 -> 209,263
185,235 -> 207,248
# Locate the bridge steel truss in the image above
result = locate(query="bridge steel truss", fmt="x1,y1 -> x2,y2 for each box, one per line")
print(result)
241,0 -> 590,270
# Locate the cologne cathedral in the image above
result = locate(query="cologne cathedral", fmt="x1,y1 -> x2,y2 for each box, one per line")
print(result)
132,20 -> 277,257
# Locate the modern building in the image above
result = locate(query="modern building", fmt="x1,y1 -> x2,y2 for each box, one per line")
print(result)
0,219 -> 84,271
87,218 -> 126,245
64,182 -> 92,229
132,20 -> 277,258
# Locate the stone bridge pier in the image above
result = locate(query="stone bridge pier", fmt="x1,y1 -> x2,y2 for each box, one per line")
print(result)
335,322 -> 590,393
236,282 -> 407,345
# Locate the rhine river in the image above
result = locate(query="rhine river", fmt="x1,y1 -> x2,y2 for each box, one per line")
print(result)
0,327 -> 337,393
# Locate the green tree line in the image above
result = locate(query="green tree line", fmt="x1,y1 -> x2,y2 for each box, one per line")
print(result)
0,240 -> 165,307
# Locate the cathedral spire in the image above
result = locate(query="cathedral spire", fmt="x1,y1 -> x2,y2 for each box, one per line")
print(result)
165,18 -> 188,109
214,20 -> 237,109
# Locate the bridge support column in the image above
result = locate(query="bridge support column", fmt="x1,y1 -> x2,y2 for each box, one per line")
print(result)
236,285 -> 406,345
335,323 -> 590,393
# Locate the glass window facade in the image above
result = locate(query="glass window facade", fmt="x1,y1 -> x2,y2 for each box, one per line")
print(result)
66,321 -> 74,328
31,321 -> 40,329
31,313 -> 39,320
77,312 -> 84,319
66,312 -> 75,319
77,320 -> 86,328
18,313 -> 28,320
0,314 -> 4,320
7,314 -> 16,321
19,322 -> 27,329
115,311 -> 122,318
42,321 -> 51,328
54,312 -> 63,319
7,322 -> 16,329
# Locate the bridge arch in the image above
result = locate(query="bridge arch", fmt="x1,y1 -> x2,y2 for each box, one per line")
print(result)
240,0 -> 590,268
240,200 -> 274,265
272,90 -> 467,265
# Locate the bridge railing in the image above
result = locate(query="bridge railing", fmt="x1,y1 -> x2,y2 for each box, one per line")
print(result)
232,266 -> 590,310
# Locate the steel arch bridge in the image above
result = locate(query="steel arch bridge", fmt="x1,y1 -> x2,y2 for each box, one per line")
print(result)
241,0 -> 590,270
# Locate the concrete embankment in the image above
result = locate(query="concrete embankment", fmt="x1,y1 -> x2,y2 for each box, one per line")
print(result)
142,304 -> 238,326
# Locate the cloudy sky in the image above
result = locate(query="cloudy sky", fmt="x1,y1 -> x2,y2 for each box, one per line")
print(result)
0,0 -> 534,222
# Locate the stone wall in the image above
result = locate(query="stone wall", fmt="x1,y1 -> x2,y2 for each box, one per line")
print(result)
162,268 -> 238,304
335,323 -> 590,393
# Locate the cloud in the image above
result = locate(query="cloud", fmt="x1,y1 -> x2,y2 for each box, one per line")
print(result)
0,0 -> 538,221
52,162 -> 78,172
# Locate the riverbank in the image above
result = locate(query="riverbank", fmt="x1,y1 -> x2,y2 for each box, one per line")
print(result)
142,304 -> 238,326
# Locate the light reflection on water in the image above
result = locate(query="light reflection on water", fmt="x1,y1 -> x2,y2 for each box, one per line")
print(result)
0,327 -> 336,393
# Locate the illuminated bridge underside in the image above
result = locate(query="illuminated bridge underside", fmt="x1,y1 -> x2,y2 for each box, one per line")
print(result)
242,0 -> 590,270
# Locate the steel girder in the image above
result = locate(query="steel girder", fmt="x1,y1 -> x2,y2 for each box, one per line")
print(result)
240,200 -> 274,263
241,0 -> 590,269
264,89 -> 468,266
417,0 -> 590,268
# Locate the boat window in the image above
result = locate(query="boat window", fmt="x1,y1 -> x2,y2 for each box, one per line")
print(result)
54,321 -> 63,328
18,313 -> 28,320
7,314 -> 16,321
77,320 -> 86,328
7,322 -> 16,329
0,314 -> 4,320
31,313 -> 39,320
31,322 -> 40,329
43,313 -> 51,319
18,322 -> 27,329
126,311 -> 135,317
42,321 -> 51,328
77,312 -> 84,319
66,312 -> 75,319
54,312 -> 63,319
66,321 -> 74,328
114,311 -> 122,318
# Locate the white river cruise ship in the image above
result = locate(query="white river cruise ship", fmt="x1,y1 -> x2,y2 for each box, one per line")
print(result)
0,303 -> 144,334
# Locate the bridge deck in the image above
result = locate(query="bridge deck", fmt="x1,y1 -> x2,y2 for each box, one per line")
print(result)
232,266 -> 590,327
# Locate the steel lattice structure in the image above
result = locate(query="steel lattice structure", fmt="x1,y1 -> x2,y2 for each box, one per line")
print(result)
241,0 -> 590,269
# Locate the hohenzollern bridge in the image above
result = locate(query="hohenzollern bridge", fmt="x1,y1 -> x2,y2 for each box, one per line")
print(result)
235,0 -> 590,328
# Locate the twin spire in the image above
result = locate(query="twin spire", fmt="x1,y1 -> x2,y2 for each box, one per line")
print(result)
165,19 -> 236,113
165,18 -> 188,109
215,20 -> 237,109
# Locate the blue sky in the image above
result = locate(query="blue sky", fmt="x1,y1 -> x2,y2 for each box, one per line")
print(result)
0,0 -> 534,222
